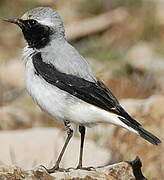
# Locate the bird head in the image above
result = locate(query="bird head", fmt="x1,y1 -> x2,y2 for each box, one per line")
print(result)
0,7 -> 65,49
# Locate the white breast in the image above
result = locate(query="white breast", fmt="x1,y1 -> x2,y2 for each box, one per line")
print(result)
25,58 -> 70,122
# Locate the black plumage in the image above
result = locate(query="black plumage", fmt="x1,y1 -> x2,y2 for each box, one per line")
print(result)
32,52 -> 161,145
19,19 -> 51,49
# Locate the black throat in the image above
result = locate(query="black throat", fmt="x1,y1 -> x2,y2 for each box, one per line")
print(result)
20,19 -> 52,49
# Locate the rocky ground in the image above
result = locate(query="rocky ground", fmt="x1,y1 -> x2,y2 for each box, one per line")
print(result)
0,0 -> 164,179
0,162 -> 136,180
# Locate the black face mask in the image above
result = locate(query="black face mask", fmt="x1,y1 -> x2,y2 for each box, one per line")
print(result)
19,19 -> 52,49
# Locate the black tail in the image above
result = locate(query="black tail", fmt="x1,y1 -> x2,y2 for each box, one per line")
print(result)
118,117 -> 161,145
137,126 -> 161,145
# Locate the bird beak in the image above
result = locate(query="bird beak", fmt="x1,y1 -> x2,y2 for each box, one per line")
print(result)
0,17 -> 19,24
0,17 -> 25,28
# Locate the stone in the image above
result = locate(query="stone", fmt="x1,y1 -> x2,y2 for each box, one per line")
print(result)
0,161 -> 137,180
125,42 -> 164,75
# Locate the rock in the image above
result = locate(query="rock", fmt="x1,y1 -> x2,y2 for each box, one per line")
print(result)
125,42 -> 164,75
0,160 -> 139,180
0,128 -> 110,170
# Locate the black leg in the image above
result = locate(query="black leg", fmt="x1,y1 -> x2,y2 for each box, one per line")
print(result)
77,125 -> 86,169
43,120 -> 73,174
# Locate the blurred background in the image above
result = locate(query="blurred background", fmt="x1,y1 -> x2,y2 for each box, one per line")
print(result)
0,0 -> 163,179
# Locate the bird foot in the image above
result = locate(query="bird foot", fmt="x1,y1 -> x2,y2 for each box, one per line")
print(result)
40,165 -> 69,174
40,165 -> 96,173
76,166 -> 96,171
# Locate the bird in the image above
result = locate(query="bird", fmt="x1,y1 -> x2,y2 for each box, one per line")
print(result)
1,7 -> 161,173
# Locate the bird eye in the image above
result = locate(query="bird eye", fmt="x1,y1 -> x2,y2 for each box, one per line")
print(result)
29,20 -> 37,25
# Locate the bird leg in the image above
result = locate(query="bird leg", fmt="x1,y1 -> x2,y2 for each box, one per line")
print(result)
75,125 -> 95,171
42,120 -> 73,174
76,125 -> 86,169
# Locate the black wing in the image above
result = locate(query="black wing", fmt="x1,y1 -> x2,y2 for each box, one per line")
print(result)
32,52 -> 141,126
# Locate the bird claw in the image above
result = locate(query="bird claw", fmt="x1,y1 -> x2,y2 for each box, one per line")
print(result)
40,164 -> 96,173
66,166 -> 96,172
40,165 -> 68,173
76,166 -> 96,171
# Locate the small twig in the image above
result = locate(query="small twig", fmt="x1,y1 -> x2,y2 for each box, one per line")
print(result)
9,146 -> 17,165
126,156 -> 147,180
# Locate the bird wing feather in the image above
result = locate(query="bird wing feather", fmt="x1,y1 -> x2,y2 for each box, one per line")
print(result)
32,52 -> 141,127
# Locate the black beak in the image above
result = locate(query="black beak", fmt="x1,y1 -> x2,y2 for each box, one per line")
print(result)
0,17 -> 25,28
